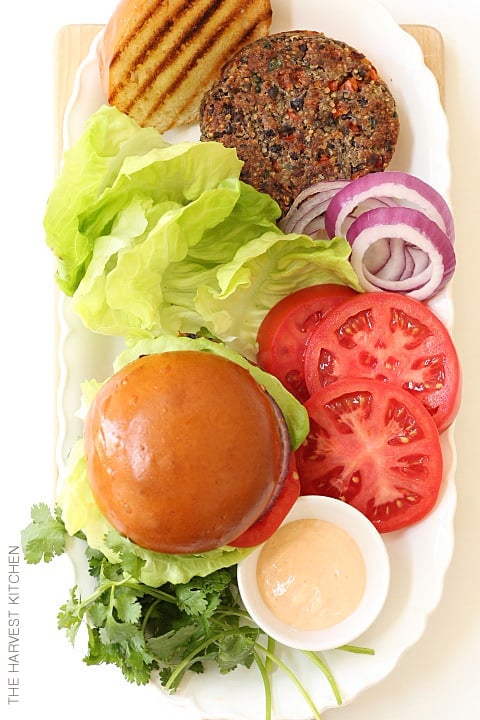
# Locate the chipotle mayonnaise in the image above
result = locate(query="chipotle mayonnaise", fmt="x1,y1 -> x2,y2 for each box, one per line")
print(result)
256,518 -> 366,631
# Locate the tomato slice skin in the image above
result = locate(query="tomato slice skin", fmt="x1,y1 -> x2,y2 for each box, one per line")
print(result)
229,454 -> 300,547
257,284 -> 358,402
303,291 -> 461,434
295,378 -> 443,533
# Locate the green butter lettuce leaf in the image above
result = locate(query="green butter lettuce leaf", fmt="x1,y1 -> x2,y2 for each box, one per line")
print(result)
71,180 -> 244,339
45,106 -> 171,293
195,231 -> 361,359
58,336 -> 309,586
44,104 -> 247,296
45,104 -> 361,358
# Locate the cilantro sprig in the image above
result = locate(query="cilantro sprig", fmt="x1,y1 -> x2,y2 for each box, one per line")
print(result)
22,504 -> 374,720
20,502 -> 67,562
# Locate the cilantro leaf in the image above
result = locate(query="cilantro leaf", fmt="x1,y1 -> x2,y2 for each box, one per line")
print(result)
57,586 -> 83,644
21,503 -> 67,563
175,586 -> 210,616
215,627 -> 258,673
99,614 -> 139,645
104,530 -> 147,578
85,545 -> 108,578
85,626 -> 156,685
147,624 -> 200,661
86,599 -> 109,628
114,587 -> 143,624
174,569 -> 233,617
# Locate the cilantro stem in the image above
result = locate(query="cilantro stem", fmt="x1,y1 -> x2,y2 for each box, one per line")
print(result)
122,580 -> 177,604
74,577 -> 177,619
265,635 -> 276,674
209,618 -> 323,720
216,606 -> 251,620
339,644 -> 375,655
163,631 -> 225,692
141,598 -> 161,634
302,651 -> 342,706
76,581 -> 116,613
253,650 -> 272,720
211,610 -> 340,716
256,642 -> 324,720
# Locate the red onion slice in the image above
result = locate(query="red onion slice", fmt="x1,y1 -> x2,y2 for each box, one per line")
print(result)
302,215 -> 328,237
374,236 -> 407,281
325,171 -> 455,243
363,257 -> 432,293
363,237 -> 391,274
402,245 -> 430,279
399,245 -> 415,280
289,198 -> 332,236
280,180 -> 349,234
347,206 -> 456,300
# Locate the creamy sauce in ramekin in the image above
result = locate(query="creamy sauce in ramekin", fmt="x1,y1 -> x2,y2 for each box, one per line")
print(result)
256,518 -> 366,630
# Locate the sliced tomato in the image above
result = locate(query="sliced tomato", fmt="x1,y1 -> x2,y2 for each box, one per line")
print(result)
257,284 -> 358,402
295,378 -> 443,533
303,291 -> 461,433
229,454 -> 300,547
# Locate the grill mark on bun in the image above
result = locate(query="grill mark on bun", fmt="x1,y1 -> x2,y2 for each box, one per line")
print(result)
122,0 -> 228,113
146,7 -> 269,123
101,0 -> 272,132
107,1 -> 172,72
108,0 -> 203,100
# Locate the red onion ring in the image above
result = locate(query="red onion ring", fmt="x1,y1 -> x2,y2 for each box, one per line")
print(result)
281,171 -> 456,301
325,171 -> 455,243
373,236 -> 408,280
402,245 -> 430,279
347,206 -> 456,300
280,180 -> 349,234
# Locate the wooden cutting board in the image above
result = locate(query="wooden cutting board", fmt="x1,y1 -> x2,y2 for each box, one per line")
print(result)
54,23 -> 444,164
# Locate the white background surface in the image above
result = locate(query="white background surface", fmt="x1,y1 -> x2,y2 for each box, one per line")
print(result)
2,1 -> 479,718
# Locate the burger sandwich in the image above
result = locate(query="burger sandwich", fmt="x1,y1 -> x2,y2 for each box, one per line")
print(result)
59,334 -> 308,585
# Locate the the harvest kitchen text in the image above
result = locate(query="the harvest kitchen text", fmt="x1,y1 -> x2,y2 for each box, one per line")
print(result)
6,545 -> 20,705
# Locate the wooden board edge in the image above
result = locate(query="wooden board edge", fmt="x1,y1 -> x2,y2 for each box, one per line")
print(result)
53,24 -> 103,171
403,23 -> 445,104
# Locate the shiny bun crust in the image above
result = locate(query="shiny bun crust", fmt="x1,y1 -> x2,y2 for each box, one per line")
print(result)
84,351 -> 285,554
97,0 -> 272,133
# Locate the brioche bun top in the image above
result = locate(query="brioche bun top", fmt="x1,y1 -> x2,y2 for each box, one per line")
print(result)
83,351 -> 286,554
97,0 -> 272,133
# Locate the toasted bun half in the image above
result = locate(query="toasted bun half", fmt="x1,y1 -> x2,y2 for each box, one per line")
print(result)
83,351 -> 287,554
97,0 -> 272,133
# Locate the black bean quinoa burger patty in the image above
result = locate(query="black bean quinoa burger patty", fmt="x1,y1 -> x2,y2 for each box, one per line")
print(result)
199,30 -> 400,215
